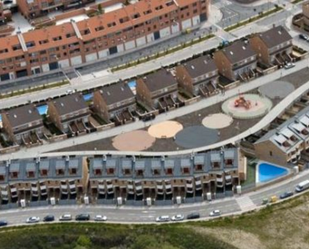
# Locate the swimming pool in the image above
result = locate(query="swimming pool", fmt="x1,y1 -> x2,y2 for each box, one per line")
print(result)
256,162 -> 289,183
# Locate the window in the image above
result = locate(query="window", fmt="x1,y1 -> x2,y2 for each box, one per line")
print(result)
40,169 -> 47,176
269,151 -> 273,156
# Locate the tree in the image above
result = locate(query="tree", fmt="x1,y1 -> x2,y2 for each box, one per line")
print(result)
98,4 -> 103,14
76,235 -> 92,249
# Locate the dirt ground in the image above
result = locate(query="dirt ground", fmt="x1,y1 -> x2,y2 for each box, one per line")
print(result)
57,68 -> 309,152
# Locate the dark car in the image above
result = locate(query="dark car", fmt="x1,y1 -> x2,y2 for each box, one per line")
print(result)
299,34 -> 309,41
43,215 -> 55,222
279,191 -> 294,199
0,220 -> 8,227
75,214 -> 90,221
186,212 -> 200,220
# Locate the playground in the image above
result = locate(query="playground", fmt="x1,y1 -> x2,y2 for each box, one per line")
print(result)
221,93 -> 273,119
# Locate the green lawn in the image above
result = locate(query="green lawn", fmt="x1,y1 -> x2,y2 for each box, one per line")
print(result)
241,158 -> 257,188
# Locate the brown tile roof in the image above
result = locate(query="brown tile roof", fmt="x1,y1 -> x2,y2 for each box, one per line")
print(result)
142,69 -> 177,92
257,25 -> 292,49
4,104 -> 41,128
221,40 -> 256,64
51,93 -> 88,116
182,55 -> 217,78
100,82 -> 134,105
0,0 -> 201,58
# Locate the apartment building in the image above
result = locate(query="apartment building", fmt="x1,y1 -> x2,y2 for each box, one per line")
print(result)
88,148 -> 240,204
254,106 -> 309,165
175,55 -> 218,96
93,82 -> 136,123
250,25 -> 293,66
0,156 -> 88,205
1,104 -> 44,144
17,0 -> 95,19
136,69 -> 178,110
47,93 -> 90,133
0,0 -> 209,81
213,40 -> 257,81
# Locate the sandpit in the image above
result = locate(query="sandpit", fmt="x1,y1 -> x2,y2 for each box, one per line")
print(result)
112,130 -> 155,151
148,121 -> 183,138
202,113 -> 233,129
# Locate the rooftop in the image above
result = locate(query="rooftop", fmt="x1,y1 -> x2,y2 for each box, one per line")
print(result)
50,93 -> 88,116
141,69 -> 177,92
257,25 -> 292,49
221,40 -> 256,64
99,82 -> 134,106
182,55 -> 217,79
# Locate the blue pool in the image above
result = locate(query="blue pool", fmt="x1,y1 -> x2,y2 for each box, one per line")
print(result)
257,162 -> 288,183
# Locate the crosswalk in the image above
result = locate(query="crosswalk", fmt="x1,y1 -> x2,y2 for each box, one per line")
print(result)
236,196 -> 256,212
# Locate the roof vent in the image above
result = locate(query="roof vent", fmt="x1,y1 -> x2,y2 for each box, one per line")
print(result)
75,97 -> 78,102
107,91 -> 110,96
60,103 -> 64,107
28,110 -> 32,114
203,60 -> 207,65
230,51 -> 233,55
121,87 -> 124,91
278,30 -> 282,35
13,114 -> 17,118
191,65 -> 195,70
242,46 -> 246,50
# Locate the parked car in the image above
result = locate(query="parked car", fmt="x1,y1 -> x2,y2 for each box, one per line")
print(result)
26,216 -> 40,223
43,215 -> 55,222
0,220 -> 8,227
75,214 -> 90,221
186,212 -> 200,220
280,191 -> 294,199
284,62 -> 295,69
299,33 -> 309,41
209,210 -> 221,217
59,214 -> 72,221
94,215 -> 107,221
171,214 -> 184,221
156,215 -> 170,222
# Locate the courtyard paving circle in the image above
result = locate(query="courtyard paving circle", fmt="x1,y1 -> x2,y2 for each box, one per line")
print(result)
259,81 -> 295,99
222,94 -> 273,119
175,125 -> 219,149
112,130 -> 155,151
202,113 -> 233,129
148,121 -> 183,138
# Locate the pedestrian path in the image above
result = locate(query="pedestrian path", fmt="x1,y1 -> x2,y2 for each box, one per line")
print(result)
236,196 -> 256,211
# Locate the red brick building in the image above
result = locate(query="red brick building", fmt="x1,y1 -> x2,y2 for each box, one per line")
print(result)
0,0 -> 209,81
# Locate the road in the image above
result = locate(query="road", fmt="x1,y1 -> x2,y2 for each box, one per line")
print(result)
1,168 -> 308,225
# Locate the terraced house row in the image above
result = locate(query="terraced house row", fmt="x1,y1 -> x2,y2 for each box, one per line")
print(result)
0,148 -> 242,208
0,0 -> 210,81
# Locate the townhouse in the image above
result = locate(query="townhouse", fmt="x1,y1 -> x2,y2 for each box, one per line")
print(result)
1,104 -> 44,144
175,55 -> 218,96
17,0 -> 95,19
136,69 -> 178,110
47,93 -> 90,133
88,148 -> 240,204
0,156 -> 88,206
254,106 -> 309,165
250,25 -> 293,66
213,40 -> 257,82
0,0 -> 209,81
93,82 -> 136,123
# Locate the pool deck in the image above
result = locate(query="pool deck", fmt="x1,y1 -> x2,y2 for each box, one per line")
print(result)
256,161 -> 290,185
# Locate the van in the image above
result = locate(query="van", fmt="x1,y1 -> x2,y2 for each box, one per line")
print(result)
270,196 -> 277,203
156,215 -> 170,222
295,180 -> 309,192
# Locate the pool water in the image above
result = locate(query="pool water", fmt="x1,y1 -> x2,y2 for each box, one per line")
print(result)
257,162 -> 288,183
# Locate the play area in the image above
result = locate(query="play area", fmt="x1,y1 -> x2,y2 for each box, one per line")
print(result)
112,130 -> 156,151
202,113 -> 233,129
221,93 -> 273,119
148,121 -> 183,138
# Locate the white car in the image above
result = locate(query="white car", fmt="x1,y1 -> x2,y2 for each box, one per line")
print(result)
26,216 -> 40,223
284,63 -> 295,69
209,210 -> 221,217
171,214 -> 184,221
94,215 -> 107,221
59,214 -> 72,221
156,215 -> 170,222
